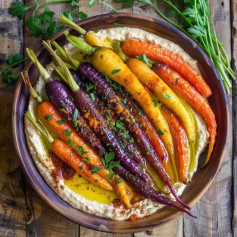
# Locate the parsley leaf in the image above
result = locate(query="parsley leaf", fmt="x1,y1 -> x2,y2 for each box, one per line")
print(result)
44,21 -> 64,40
78,11 -> 88,20
8,0 -> 30,19
161,93 -> 171,99
70,0 -> 79,7
91,166 -> 100,174
38,7 -> 54,24
72,108 -> 78,127
26,16 -> 42,37
82,158 -> 89,162
64,129 -> 73,136
6,54 -> 24,67
136,54 -> 152,68
88,0 -> 95,8
57,119 -> 67,124
44,115 -> 52,120
152,99 -> 158,107
113,22 -> 120,27
63,10 -> 74,22
116,178 -> 123,185
158,129 -> 164,136
112,69 -> 121,75
2,71 -> 18,84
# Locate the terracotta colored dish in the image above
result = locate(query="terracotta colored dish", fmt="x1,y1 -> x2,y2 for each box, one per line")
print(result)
12,13 -> 230,233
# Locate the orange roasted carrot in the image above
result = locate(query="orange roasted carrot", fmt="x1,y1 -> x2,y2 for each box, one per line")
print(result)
52,139 -> 113,190
121,40 -> 212,98
162,107 -> 189,183
153,63 -> 216,167
37,101 -> 131,207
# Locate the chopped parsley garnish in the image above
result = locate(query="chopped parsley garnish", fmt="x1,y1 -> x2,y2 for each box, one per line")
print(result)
64,129 -> 73,136
85,83 -> 95,91
134,103 -> 145,116
128,137 -> 134,143
44,115 -> 52,120
72,108 -> 78,127
57,119 -> 67,124
116,178 -> 123,185
93,30 -> 99,33
81,109 -> 87,113
158,129 -> 164,136
95,179 -> 98,182
90,93 -> 96,101
70,141 -> 75,148
111,82 -> 121,90
142,204 -> 146,208
147,208 -> 152,212
67,139 -> 71,144
153,162 -> 158,165
112,69 -> 121,75
77,146 -> 88,155
113,22 -> 120,27
79,166 -> 83,170
130,115 -> 136,123
152,99 -> 158,107
146,148 -> 150,154
61,103 -> 67,108
136,54 -> 152,68
99,151 -> 104,156
91,166 -> 100,174
161,93 -> 171,99
102,152 -> 120,180
140,210 -> 144,214
82,158 -> 89,162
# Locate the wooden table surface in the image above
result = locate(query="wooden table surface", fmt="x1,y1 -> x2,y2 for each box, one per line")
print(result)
0,0 -> 236,236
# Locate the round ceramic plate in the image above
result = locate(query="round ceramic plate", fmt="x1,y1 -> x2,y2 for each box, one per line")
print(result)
12,13 -> 230,234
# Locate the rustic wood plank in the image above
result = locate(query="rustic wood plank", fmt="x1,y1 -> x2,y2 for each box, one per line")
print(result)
0,91 -> 27,237
183,0 -> 233,236
231,0 -> 237,236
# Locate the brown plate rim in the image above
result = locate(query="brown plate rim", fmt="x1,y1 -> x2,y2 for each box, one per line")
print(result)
12,12 -> 230,234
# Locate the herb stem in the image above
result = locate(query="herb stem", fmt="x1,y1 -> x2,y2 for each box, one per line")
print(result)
0,57 -> 29,75
97,0 -> 117,13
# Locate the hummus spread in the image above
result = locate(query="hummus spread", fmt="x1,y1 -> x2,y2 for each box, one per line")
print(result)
25,27 -> 209,220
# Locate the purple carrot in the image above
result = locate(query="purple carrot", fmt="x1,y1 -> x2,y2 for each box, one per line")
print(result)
26,48 -> 107,155
78,63 -> 190,210
114,166 -> 196,218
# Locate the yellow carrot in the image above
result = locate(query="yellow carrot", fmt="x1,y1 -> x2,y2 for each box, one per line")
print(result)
91,47 -> 176,179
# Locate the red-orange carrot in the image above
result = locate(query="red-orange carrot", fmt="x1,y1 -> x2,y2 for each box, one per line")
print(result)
153,63 -> 216,166
52,139 -> 113,190
162,108 -> 189,182
121,40 -> 212,98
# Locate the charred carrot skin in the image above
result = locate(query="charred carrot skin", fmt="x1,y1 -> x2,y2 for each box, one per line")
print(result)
162,108 -> 189,183
118,88 -> 169,163
52,139 -> 113,190
153,63 -> 216,166
37,101 -> 131,208
121,40 -> 212,98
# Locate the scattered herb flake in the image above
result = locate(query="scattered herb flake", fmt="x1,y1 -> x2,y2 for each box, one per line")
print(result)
116,178 -> 123,185
112,69 -> 121,75
93,30 -> 99,33
136,54 -> 152,68
44,115 -> 52,120
91,166 -> 100,174
78,11 -> 88,19
57,119 -> 67,124
113,22 -> 120,27
72,108 -> 78,127
82,158 -> 89,162
158,129 -> 164,136
152,99 -> 158,107
161,93 -> 171,99
64,129 -> 73,136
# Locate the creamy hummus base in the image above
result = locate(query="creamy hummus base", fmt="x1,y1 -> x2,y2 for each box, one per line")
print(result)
25,27 -> 209,220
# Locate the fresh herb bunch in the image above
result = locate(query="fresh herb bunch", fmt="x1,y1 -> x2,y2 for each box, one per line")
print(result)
100,0 -> 235,93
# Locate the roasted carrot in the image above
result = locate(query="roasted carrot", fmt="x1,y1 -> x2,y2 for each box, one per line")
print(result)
162,108 -> 190,183
90,48 -> 175,169
25,112 -> 113,191
52,139 -> 113,190
121,40 -> 212,98
37,101 -> 131,207
22,69 -> 131,207
126,58 -> 196,146
153,63 -> 217,166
